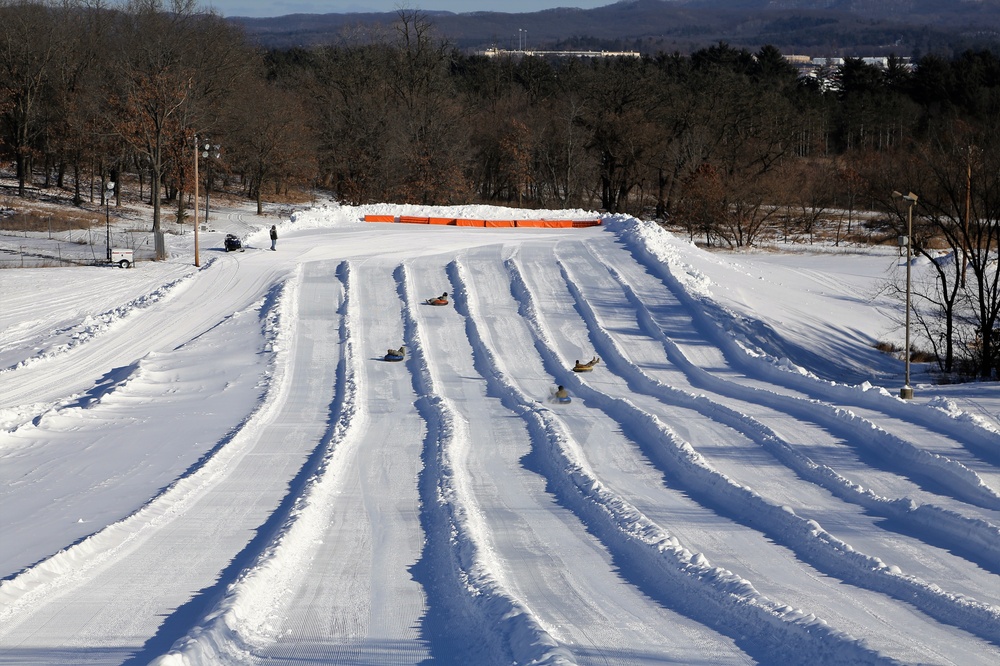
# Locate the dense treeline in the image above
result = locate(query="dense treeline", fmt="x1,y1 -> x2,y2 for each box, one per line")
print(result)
5,1 -> 1000,378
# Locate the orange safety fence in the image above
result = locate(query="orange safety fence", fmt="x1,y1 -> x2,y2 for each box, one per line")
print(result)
364,214 -> 601,229
517,219 -> 574,228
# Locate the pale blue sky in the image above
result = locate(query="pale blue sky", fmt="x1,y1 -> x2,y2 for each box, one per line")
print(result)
204,1 -> 614,19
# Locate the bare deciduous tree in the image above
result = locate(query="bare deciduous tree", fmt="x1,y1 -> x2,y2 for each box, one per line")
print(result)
225,78 -> 318,214
0,0 -> 69,196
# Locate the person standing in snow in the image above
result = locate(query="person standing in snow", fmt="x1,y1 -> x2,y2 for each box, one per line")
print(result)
270,225 -> 277,251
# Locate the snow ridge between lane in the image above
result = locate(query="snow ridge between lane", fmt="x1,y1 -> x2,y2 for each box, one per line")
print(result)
0,268 -> 197,375
0,269 -> 200,432
396,262 -> 575,666
544,255 -> 1000,645
150,260 -> 358,665
451,259 -> 893,665
606,215 -> 1000,481
560,253 -> 1000,572
0,271 -> 295,628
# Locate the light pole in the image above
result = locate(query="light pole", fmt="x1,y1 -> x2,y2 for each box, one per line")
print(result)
203,141 -> 220,222
893,190 -> 918,399
105,180 -> 115,262
193,135 -> 200,267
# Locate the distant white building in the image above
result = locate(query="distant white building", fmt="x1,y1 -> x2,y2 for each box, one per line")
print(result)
784,54 -> 912,82
481,47 -> 640,59
809,57 -> 846,67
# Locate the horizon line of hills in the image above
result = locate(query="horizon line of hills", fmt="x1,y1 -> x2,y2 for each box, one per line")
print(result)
231,0 -> 1000,57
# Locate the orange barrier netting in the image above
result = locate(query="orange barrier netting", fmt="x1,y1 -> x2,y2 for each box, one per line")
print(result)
364,214 -> 601,228
518,220 -> 572,228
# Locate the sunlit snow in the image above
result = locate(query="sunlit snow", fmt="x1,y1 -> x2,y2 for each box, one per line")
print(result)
2,198 -> 1000,665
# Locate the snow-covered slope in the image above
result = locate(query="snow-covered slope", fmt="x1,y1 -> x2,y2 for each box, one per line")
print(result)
1,202 -> 999,665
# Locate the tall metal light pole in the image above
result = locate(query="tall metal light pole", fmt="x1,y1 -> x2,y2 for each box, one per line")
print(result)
193,135 -> 200,267
893,190 -> 918,399
203,142 -> 220,222
105,180 -> 115,262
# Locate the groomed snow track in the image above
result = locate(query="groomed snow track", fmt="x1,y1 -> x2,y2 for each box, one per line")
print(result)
1,212 -> 999,665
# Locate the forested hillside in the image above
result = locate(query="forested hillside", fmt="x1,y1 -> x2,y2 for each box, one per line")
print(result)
4,0 -> 1000,376
233,0 -> 1000,55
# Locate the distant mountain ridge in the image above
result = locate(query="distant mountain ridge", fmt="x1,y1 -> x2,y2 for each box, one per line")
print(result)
232,0 -> 1000,56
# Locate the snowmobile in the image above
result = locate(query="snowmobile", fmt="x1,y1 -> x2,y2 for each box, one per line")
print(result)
224,234 -> 244,252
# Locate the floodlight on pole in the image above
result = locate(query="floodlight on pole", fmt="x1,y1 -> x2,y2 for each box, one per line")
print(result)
892,190 -> 918,399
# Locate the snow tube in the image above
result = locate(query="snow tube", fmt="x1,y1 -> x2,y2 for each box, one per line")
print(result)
556,396 -> 572,404
384,353 -> 405,362
426,298 -> 448,306
572,366 -> 594,372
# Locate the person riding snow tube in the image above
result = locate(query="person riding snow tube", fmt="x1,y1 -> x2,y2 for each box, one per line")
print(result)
572,356 -> 600,372
384,345 -> 405,362
426,292 -> 449,306
555,385 -> 572,403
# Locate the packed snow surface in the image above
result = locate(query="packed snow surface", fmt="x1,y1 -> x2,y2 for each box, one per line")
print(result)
2,200 -> 1000,665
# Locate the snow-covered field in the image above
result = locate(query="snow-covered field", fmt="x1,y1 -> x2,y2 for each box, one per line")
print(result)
2,199 -> 1000,665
